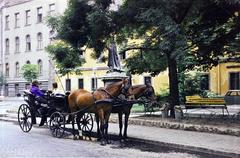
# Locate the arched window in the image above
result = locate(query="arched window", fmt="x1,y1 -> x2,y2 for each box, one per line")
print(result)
15,62 -> 20,77
5,38 -> 9,54
26,60 -> 31,64
37,32 -> 43,50
37,59 -> 43,75
5,63 -> 9,77
26,35 -> 31,51
49,30 -> 55,44
15,37 -> 20,53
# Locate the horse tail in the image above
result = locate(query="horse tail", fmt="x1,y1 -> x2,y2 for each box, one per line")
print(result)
68,91 -> 77,113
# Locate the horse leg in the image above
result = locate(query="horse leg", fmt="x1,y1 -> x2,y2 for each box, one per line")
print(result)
71,114 -> 77,140
104,111 -> 111,144
123,106 -> 132,140
95,114 -> 101,140
97,109 -> 106,145
76,113 -> 83,140
118,112 -> 123,140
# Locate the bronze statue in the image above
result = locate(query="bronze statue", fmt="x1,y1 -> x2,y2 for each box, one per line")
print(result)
107,42 -> 122,72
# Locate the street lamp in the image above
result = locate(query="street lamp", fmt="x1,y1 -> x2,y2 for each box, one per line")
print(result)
92,67 -> 97,91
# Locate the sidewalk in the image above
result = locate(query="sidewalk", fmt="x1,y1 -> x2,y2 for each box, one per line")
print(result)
0,99 -> 240,157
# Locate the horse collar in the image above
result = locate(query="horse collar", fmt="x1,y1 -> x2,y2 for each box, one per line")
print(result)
99,89 -> 114,98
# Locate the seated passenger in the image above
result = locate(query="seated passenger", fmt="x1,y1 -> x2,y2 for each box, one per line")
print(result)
30,80 -> 48,126
52,82 -> 64,97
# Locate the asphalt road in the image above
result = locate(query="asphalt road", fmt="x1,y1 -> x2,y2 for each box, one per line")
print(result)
0,121 -> 201,158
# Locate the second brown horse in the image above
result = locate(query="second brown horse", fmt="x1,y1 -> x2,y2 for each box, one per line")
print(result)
68,79 -> 129,145
96,83 -> 157,141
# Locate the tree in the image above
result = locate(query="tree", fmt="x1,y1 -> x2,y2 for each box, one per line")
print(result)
45,40 -> 85,76
116,0 -> 240,116
46,0 -> 240,117
21,64 -> 39,82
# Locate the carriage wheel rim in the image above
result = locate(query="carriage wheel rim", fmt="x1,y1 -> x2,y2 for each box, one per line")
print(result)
18,104 -> 32,132
49,112 -> 65,138
79,113 -> 93,132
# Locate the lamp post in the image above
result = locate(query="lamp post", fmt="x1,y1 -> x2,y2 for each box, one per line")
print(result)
92,67 -> 97,91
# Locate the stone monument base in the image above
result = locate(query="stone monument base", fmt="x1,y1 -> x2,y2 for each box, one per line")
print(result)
102,71 -> 128,86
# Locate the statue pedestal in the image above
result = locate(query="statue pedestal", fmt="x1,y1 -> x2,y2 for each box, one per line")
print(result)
102,71 -> 128,86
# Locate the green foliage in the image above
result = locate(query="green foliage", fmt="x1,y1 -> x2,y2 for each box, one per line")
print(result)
45,41 -> 85,76
21,64 -> 39,82
125,51 -> 167,76
156,90 -> 169,103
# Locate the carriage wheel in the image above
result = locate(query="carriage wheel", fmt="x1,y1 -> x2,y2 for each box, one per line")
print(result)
77,113 -> 94,132
18,104 -> 32,132
49,112 -> 65,138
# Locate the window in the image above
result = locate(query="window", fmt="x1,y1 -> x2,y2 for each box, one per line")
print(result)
49,3 -> 55,15
5,15 -> 9,30
15,13 -> 20,28
26,60 -> 31,64
120,51 -> 126,60
37,33 -> 43,50
15,62 -> 20,77
26,35 -> 31,51
91,78 -> 98,91
200,74 -> 209,90
49,30 -> 55,44
229,72 -> 240,90
5,63 -> 9,77
5,39 -> 9,54
15,37 -> 20,53
37,7 -> 43,23
15,84 -> 19,96
37,59 -> 43,75
144,76 -> 152,85
25,10 -> 31,25
78,79 -> 84,89
25,83 -> 30,90
5,84 -> 9,96
66,79 -> 71,91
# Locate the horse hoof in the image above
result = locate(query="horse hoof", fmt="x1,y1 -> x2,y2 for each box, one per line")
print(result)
79,136 -> 83,140
101,141 -> 106,146
73,136 -> 78,140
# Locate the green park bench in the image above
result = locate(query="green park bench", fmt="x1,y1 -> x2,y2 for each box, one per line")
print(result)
185,95 -> 229,116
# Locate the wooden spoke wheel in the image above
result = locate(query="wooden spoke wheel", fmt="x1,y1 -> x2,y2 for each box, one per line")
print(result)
78,113 -> 94,132
18,104 -> 32,132
49,112 -> 65,138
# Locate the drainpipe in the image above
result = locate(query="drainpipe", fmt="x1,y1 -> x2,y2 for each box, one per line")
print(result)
218,63 -> 221,95
0,5 -> 3,96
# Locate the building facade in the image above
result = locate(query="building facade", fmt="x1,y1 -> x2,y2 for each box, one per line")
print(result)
0,0 -> 68,96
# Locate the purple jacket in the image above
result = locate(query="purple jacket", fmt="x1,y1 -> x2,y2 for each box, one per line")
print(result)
30,86 -> 44,97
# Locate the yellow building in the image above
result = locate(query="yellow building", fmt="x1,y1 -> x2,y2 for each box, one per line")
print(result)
57,49 -> 169,94
208,62 -> 240,95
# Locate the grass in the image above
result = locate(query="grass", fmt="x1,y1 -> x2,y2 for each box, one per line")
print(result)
131,104 -> 145,113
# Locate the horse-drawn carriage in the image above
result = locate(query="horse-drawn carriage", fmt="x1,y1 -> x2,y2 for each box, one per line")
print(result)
18,90 -> 94,138
17,79 -> 157,145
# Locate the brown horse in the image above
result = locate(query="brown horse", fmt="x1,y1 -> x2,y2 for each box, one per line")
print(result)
68,78 -> 129,145
96,83 -> 157,141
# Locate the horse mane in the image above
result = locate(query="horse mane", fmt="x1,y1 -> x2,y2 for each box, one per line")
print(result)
105,80 -> 123,91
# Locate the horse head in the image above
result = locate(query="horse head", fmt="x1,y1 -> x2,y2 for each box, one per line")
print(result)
104,78 -> 130,98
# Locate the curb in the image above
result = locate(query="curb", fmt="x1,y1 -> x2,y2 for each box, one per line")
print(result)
129,137 -> 240,158
109,117 -> 240,137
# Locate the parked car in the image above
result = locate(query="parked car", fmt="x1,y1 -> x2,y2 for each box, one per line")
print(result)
224,90 -> 240,105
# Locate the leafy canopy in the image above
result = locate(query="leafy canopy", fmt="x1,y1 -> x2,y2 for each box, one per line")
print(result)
21,64 -> 39,82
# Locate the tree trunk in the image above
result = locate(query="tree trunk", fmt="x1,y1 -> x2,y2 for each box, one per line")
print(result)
167,53 -> 180,118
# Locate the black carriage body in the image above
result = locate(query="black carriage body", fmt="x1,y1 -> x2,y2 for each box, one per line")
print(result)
22,91 -> 69,124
